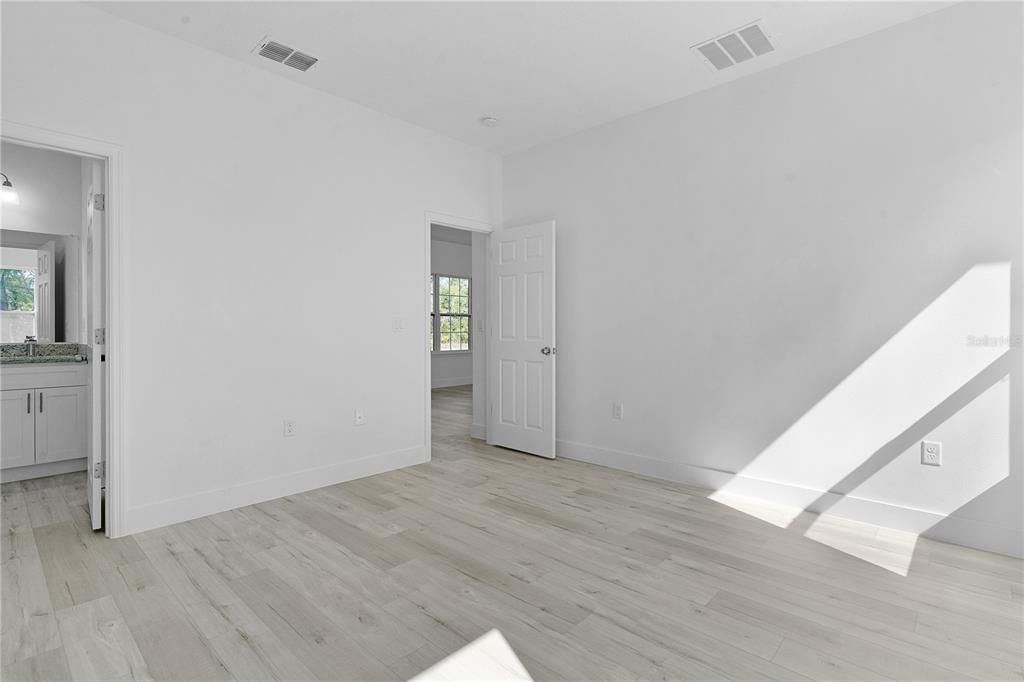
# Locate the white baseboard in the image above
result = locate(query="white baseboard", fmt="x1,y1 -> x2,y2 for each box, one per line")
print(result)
125,446 -> 427,535
432,377 -> 473,389
557,439 -> 1022,558
920,512 -> 1024,559
557,439 -> 733,489
1,458 -> 87,483
470,423 -> 486,440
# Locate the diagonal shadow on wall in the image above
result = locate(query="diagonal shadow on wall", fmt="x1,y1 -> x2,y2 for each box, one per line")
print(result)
789,350 -> 1012,531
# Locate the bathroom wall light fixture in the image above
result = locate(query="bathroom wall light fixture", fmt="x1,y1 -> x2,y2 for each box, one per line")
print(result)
0,173 -> 19,205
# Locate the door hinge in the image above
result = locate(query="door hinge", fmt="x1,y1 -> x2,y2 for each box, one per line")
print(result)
94,328 -> 106,345
93,461 -> 105,480
93,193 -> 106,211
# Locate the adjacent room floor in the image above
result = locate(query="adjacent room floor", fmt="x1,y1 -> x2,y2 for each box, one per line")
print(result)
2,387 -> 1021,680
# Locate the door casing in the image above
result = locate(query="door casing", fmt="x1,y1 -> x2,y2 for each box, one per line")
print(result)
2,120 -> 125,537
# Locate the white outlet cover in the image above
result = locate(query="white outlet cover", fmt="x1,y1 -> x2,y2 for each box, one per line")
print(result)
920,440 -> 942,466
283,419 -> 297,437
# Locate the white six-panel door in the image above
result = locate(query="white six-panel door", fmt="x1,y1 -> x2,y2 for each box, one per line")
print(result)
35,242 -> 55,343
487,221 -> 556,458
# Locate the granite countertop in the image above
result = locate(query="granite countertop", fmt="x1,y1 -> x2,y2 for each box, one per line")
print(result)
2,355 -> 89,365
0,343 -> 89,366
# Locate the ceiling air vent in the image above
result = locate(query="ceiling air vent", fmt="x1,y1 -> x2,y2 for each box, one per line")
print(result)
694,22 -> 775,71
257,40 -> 292,63
254,37 -> 319,72
283,51 -> 318,72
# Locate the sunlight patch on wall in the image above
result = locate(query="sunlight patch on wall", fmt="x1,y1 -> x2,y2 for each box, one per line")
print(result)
709,263 -> 1012,571
824,377 -> 1010,530
805,374 -> 1011,574
711,263 -> 1010,514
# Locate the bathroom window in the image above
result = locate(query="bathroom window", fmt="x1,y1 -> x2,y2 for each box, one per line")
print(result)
430,274 -> 471,352
0,267 -> 36,343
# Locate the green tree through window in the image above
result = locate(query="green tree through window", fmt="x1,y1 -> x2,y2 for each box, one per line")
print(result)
0,269 -> 35,312
430,274 -> 470,352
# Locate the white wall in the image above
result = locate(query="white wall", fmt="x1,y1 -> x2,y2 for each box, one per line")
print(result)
431,239 -> 472,279
0,141 -> 82,236
0,246 -> 36,270
431,238 -> 473,388
2,2 -> 499,533
503,3 -> 1023,556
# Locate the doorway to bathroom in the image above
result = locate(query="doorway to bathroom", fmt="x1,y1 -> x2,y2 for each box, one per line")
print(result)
1,124 -> 122,536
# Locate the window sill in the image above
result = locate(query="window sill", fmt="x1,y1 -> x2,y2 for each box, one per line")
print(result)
432,350 -> 473,356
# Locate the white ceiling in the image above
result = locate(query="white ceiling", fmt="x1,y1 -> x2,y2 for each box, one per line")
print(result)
95,1 -> 950,154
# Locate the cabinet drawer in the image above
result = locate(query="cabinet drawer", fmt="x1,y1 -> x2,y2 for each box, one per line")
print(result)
1,363 -> 88,390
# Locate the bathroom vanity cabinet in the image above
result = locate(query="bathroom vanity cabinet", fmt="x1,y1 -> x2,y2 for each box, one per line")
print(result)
1,364 -> 88,470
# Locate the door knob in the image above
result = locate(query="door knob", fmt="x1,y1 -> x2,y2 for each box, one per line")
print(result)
540,346 -> 552,355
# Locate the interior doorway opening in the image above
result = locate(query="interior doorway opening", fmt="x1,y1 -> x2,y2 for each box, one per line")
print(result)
430,224 -> 477,444
424,213 -> 491,458
1,127 -> 117,535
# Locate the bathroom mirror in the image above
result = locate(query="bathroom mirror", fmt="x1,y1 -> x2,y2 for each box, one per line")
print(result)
1,229 -> 83,344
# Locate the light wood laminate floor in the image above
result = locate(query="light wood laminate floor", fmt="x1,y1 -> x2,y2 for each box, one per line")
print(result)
2,384 -> 1021,681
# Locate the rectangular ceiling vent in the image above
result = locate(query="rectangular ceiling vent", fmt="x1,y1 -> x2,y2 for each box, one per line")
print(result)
283,51 -> 318,72
694,22 -> 775,71
254,37 -> 319,72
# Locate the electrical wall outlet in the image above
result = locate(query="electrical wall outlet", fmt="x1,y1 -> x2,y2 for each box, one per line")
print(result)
283,419 -> 297,437
354,409 -> 366,426
921,440 -> 942,466
612,402 -> 624,420
392,317 -> 405,332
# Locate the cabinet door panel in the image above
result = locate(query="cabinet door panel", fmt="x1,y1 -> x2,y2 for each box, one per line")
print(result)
35,386 -> 87,464
1,390 -> 36,469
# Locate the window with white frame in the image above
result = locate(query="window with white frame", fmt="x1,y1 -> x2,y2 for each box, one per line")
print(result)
430,274 -> 471,352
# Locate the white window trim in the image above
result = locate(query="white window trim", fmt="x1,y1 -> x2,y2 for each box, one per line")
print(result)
431,273 -> 471,353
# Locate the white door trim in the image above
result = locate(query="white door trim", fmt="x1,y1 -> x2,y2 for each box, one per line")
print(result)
1,119 -> 126,538
423,211 -> 492,460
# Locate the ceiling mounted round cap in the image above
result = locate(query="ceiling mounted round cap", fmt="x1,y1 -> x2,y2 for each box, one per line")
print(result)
479,116 -> 500,128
